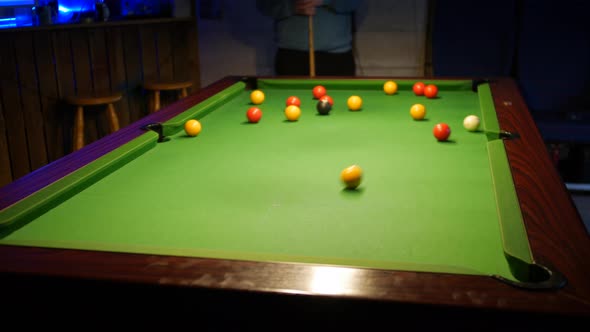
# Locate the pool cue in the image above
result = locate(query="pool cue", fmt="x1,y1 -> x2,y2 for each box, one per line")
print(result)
308,15 -> 316,77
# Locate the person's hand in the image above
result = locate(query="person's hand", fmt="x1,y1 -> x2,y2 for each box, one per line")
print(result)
294,0 -> 323,16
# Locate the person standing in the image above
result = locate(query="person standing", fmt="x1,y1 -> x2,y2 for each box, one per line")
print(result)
256,0 -> 361,76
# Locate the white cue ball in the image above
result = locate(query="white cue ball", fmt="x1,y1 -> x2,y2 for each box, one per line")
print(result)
463,115 -> 480,132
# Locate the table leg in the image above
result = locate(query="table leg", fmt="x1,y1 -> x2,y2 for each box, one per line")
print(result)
106,103 -> 120,133
73,106 -> 84,151
153,90 -> 161,112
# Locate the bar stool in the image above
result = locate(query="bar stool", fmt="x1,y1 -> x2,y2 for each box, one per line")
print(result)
64,93 -> 122,151
144,80 -> 193,113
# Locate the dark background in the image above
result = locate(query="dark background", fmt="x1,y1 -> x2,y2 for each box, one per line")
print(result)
431,0 -> 590,184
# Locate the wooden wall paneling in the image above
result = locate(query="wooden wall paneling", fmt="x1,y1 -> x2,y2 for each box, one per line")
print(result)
157,23 -> 176,107
122,26 -> 146,123
14,32 -> 48,173
88,28 -> 113,139
157,24 -> 174,82
139,25 -> 158,83
70,29 -> 98,146
139,25 -> 158,116
70,30 -> 93,95
185,22 -> 201,91
171,23 -> 190,83
88,28 -> 111,95
34,31 -> 63,162
0,34 -> 30,181
106,27 -> 131,129
53,31 -> 77,154
0,96 -> 12,186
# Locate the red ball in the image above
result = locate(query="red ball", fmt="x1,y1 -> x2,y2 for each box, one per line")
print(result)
433,123 -> 451,141
319,95 -> 334,106
424,84 -> 438,98
313,85 -> 327,99
413,82 -> 425,96
246,107 -> 262,123
286,96 -> 301,107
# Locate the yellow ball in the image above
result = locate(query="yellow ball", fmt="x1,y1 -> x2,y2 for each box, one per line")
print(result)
347,95 -> 363,111
410,104 -> 426,120
184,119 -> 202,136
284,105 -> 301,121
383,81 -> 398,95
341,165 -> 362,189
250,89 -> 265,105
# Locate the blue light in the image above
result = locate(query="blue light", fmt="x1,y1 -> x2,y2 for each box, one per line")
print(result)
0,18 -> 17,22
55,0 -> 95,24
0,1 -> 35,7
58,5 -> 77,13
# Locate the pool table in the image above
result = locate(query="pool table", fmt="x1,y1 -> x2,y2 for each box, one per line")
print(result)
1,76 -> 589,323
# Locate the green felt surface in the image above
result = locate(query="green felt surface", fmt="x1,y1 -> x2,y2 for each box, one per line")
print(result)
0,79 -> 530,280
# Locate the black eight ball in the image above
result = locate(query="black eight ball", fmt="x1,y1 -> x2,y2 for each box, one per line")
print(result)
316,100 -> 332,115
